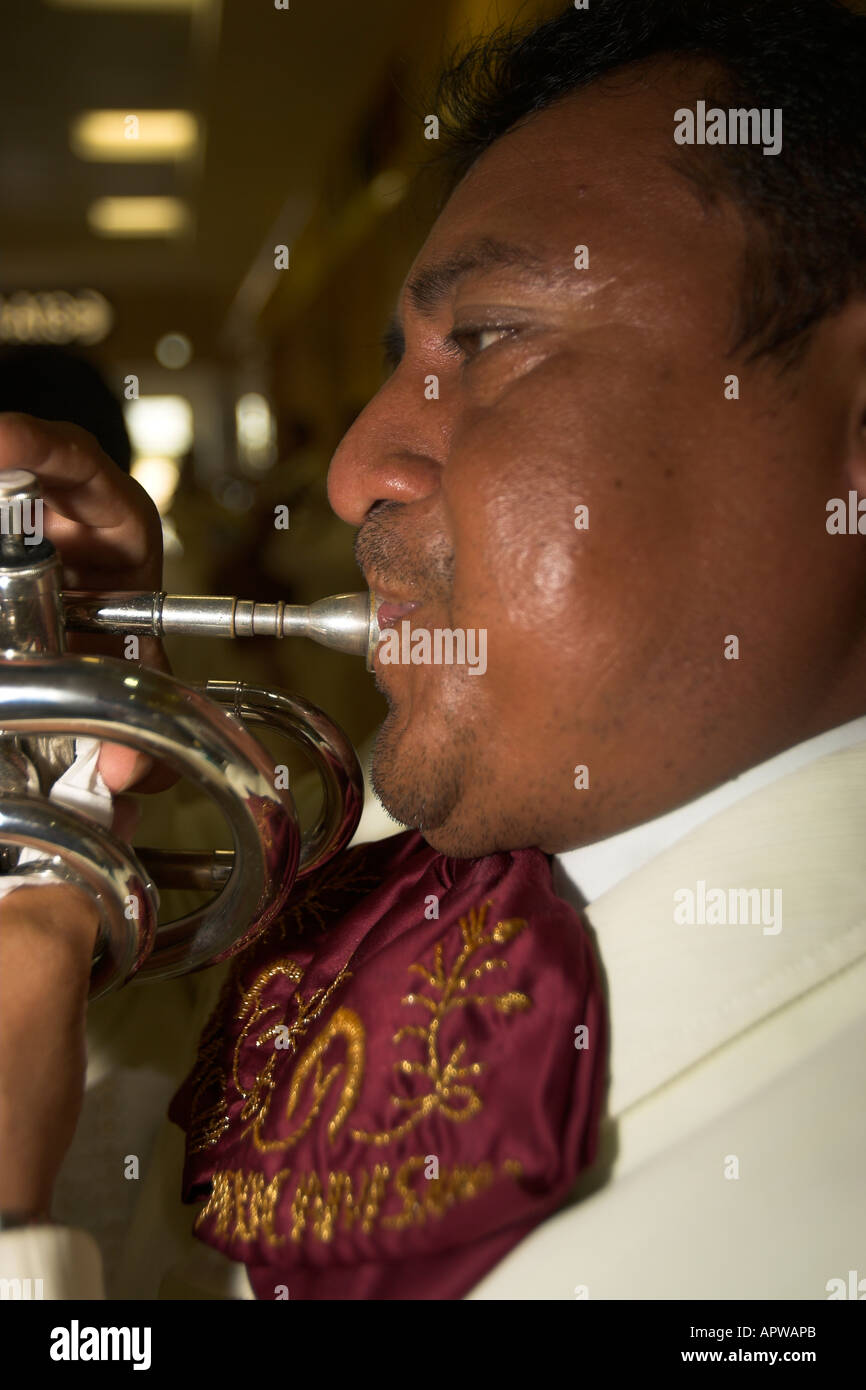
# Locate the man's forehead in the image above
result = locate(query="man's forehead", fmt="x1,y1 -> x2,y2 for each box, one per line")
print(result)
400,235 -> 570,316
399,77 -> 709,309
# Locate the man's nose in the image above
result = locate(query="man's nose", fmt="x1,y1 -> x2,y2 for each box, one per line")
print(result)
327,375 -> 445,526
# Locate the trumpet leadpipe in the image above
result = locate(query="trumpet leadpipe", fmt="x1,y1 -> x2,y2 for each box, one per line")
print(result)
62,589 -> 382,667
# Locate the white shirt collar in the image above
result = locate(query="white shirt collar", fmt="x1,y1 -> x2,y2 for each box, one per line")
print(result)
559,715 -> 866,904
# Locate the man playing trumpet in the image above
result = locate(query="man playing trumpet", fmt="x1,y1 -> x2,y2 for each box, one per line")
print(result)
2,0 -> 866,1300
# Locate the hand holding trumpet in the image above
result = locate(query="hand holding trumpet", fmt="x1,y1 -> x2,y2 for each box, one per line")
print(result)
0,411 -> 169,795
0,413 -> 162,1219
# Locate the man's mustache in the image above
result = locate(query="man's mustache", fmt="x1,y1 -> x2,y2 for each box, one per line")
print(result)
354,501 -> 454,601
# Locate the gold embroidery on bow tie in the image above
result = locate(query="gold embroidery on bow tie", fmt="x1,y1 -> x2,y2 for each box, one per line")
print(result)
270,851 -> 382,941
195,1157 -> 523,1246
264,1006 -> 365,1151
188,899 -> 531,1166
194,1168 -> 292,1246
381,1155 -> 497,1230
232,959 -> 363,1153
351,903 -> 531,1146
290,1163 -> 390,1242
187,1082 -> 230,1154
186,975 -> 236,1154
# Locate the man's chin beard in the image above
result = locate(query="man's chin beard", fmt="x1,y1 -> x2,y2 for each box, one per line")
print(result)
370,710 -> 464,837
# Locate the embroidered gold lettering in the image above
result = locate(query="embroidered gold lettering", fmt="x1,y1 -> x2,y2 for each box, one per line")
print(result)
382,1157 -> 498,1230
196,1159 -> 520,1246
290,1164 -> 390,1242
195,1169 -> 291,1247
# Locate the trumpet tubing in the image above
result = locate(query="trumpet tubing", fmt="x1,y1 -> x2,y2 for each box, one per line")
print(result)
0,469 -> 375,995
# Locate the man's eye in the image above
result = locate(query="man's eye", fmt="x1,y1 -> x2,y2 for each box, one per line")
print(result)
445,325 -> 515,360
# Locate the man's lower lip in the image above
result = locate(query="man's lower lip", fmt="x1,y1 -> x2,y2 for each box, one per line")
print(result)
377,601 -> 421,630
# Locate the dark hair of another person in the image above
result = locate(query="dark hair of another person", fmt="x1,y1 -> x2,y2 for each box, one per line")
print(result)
433,0 -> 866,369
0,345 -> 131,472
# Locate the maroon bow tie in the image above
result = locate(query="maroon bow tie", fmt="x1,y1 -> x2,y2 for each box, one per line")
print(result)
169,830 -> 607,1300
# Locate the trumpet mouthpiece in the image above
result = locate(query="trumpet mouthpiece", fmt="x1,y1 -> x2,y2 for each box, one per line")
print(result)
279,591 -> 381,666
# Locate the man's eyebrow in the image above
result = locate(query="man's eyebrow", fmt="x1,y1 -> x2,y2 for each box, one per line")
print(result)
381,236 -> 555,367
404,235 -> 548,315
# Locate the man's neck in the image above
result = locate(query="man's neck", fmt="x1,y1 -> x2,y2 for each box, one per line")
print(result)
559,714 -> 866,905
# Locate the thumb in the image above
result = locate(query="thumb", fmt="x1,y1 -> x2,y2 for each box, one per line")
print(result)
97,742 -> 179,795
97,742 -> 153,794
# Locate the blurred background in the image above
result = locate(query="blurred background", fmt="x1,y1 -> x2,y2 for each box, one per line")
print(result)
0,0 -> 561,850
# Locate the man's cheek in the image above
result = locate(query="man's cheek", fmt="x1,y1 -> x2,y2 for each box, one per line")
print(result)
448,495 -> 580,642
446,440 -> 634,623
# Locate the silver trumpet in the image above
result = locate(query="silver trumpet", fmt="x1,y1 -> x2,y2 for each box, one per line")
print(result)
0,469 -> 380,998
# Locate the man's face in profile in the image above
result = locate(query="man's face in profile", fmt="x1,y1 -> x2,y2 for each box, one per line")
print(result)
328,63 -> 866,858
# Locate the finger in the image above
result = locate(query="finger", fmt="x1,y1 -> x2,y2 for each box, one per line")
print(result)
98,742 -> 153,794
0,414 -> 162,582
0,414 -> 141,528
97,742 -> 179,796
44,507 -> 161,586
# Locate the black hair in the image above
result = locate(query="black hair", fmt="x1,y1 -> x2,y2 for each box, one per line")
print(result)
0,345 -> 131,471
433,0 -> 866,368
